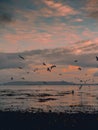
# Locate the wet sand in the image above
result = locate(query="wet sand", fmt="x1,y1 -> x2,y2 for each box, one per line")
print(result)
1,85 -> 98,112
0,111 -> 98,130
0,85 -> 98,129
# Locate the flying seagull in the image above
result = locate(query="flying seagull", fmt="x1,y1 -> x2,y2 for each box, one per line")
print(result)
18,55 -> 25,60
59,73 -> 62,76
11,77 -> 13,80
50,65 -> 56,69
18,67 -> 23,69
21,77 -> 25,80
43,62 -> 46,66
47,67 -> 51,72
78,67 -> 82,70
74,60 -> 78,62
96,56 -> 98,61
79,84 -> 83,90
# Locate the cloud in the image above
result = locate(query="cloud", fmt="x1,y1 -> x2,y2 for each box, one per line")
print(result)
0,44 -> 98,82
0,53 -> 25,69
0,0 -> 98,54
86,0 -> 98,11
94,71 -> 98,77
0,39 -> 98,71
85,0 -> 98,19
0,13 -> 13,23
42,0 -> 78,17
73,18 -> 83,22
88,11 -> 98,19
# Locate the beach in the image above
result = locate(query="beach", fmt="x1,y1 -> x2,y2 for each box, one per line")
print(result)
0,85 -> 98,129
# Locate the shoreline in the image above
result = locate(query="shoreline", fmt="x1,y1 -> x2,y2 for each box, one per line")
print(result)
0,111 -> 98,130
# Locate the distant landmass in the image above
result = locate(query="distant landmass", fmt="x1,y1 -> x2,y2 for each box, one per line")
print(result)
1,81 -> 76,85
0,81 -> 97,86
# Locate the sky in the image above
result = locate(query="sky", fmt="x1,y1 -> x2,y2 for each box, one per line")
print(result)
0,0 -> 98,83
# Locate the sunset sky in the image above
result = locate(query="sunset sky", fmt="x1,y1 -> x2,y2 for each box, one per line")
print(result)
0,0 -> 98,83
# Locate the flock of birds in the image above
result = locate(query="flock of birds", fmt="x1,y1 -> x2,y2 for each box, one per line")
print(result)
11,54 -> 57,80
10,54 -> 98,90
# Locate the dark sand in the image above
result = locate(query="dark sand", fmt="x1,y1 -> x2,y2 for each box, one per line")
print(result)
0,111 -> 98,130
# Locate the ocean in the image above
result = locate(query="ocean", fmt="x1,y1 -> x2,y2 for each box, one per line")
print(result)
0,85 -> 98,113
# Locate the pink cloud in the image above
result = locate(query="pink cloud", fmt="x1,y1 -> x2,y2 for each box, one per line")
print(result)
85,0 -> 98,14
74,18 -> 83,22
2,19 -> 83,52
42,0 -> 78,17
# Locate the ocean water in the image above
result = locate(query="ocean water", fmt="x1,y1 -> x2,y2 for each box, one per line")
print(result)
0,85 -> 98,113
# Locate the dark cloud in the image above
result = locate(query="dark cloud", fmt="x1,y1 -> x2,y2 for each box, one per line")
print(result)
0,47 -> 98,70
0,13 -> 13,23
94,71 -> 98,77
89,11 -> 98,19
0,53 -> 25,69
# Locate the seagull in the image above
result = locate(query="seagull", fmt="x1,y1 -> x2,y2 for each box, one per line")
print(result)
72,90 -> 74,95
74,60 -> 78,62
80,80 -> 83,82
96,56 -> 98,61
79,84 -> 83,89
78,67 -> 82,70
43,62 -> 46,66
21,77 -> 25,80
47,67 -> 51,72
50,65 -> 56,69
18,55 -> 25,60
59,73 -> 62,76
18,67 -> 23,69
11,77 -> 13,80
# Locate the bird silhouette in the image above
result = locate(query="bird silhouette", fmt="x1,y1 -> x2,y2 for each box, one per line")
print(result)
78,67 -> 82,70
43,62 -> 46,66
11,77 -> 13,80
21,77 -> 25,80
80,80 -> 83,82
47,67 -> 51,72
74,60 -> 78,62
96,56 -> 98,61
18,55 -> 25,60
79,84 -> 83,89
18,67 -> 23,69
72,90 -> 74,95
59,73 -> 62,76
50,65 -> 56,69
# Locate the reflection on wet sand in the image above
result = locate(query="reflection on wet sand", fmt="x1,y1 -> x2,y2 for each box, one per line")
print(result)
38,98 -> 57,102
0,85 -> 98,113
